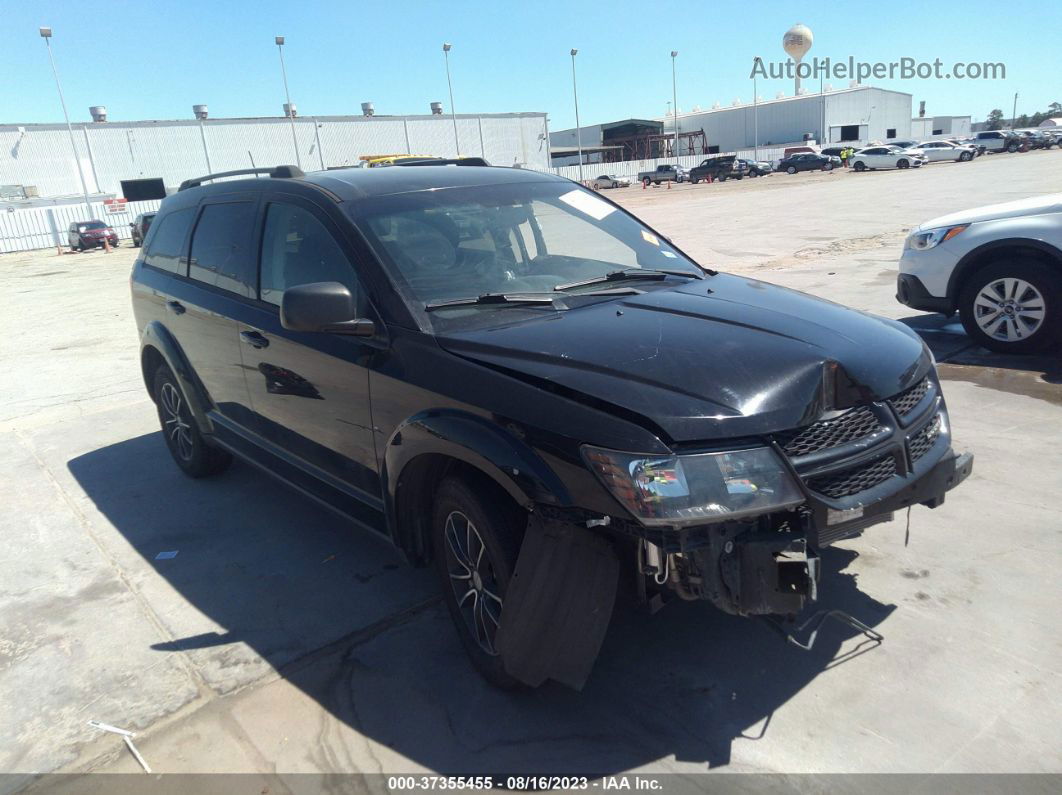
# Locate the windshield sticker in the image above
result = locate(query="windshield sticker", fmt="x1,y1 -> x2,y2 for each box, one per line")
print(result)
641,230 -> 660,246
559,189 -> 616,221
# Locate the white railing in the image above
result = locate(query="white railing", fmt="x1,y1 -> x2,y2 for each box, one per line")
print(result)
0,198 -> 163,254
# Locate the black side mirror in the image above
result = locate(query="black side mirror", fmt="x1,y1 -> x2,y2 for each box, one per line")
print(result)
280,282 -> 375,336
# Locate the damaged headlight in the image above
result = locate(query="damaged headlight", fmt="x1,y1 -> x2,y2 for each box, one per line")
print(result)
581,445 -> 805,526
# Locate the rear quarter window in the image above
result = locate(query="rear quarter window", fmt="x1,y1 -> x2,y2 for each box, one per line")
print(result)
143,208 -> 195,274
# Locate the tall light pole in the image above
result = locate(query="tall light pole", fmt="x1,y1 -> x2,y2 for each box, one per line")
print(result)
753,68 -> 759,161
275,36 -> 302,169
442,43 -> 460,157
1012,91 -> 1019,128
570,49 -> 583,183
670,51 -> 679,166
39,27 -> 93,219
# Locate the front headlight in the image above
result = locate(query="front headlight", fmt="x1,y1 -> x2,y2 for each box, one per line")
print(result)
905,224 -> 968,251
581,445 -> 805,526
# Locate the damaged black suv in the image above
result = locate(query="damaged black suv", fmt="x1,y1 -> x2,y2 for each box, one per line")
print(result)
131,162 -> 973,690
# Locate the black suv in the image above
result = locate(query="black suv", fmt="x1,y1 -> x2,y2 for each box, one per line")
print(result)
132,162 -> 972,689
688,155 -> 747,183
130,212 -> 157,247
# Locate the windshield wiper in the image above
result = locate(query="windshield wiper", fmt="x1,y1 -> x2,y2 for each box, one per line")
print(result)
553,268 -> 704,292
424,293 -> 557,312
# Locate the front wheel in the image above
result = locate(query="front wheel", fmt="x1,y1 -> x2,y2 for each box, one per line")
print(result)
958,258 -> 1061,354
897,159 -> 910,169
690,177 -> 699,185
152,366 -> 232,477
642,178 -> 651,187
1007,143 -> 1018,153
960,151 -> 972,161
432,476 -> 526,688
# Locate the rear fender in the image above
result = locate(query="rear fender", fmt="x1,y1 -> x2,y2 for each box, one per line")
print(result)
140,320 -> 213,434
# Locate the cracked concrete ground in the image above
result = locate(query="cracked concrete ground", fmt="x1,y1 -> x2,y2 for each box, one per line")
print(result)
1,150 -> 1060,785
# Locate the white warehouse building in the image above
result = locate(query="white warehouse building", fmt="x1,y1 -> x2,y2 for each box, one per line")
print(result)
551,86 -> 920,164
0,111 -> 550,200
672,85 -> 913,151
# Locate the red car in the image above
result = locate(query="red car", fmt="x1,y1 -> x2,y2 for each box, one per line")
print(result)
68,220 -> 119,250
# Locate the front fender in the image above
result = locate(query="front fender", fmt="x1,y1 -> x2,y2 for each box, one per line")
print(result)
140,320 -> 213,434
383,409 -> 574,556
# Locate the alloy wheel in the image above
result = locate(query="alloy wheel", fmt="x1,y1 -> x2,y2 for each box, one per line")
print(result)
443,510 -> 504,655
972,277 -> 1047,343
160,382 -> 194,461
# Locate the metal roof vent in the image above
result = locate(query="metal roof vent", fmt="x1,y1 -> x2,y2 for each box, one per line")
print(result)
430,101 -> 443,115
361,102 -> 375,117
89,106 -> 107,122
193,104 -> 209,120
283,103 -> 297,118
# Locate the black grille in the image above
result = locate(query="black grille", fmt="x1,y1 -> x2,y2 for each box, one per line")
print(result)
909,414 -> 942,462
807,455 -> 898,499
890,378 -> 930,416
776,406 -> 885,457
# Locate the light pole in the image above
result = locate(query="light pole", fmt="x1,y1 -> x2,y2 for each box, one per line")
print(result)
570,49 -> 583,183
442,43 -> 460,157
1012,91 -> 1019,128
275,36 -> 302,169
753,69 -> 759,161
670,51 -> 679,165
39,27 -> 93,219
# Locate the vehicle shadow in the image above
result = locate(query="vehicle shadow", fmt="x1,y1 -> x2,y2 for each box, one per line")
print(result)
899,313 -> 1061,386
69,433 -> 894,774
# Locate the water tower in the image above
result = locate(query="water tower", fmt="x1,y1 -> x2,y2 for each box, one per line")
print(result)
783,23 -> 813,96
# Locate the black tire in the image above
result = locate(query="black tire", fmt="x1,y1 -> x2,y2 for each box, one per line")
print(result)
719,175 -> 728,182
854,161 -> 866,172
152,366 -> 232,477
960,151 -> 972,162
958,258 -> 1061,354
1007,143 -> 1018,153
823,163 -> 833,171
432,475 -> 526,689
786,166 -> 796,174
642,178 -> 651,187
654,180 -> 661,186
897,159 -> 910,169
690,177 -> 699,185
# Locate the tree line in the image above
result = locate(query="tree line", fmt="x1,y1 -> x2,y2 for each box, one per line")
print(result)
985,102 -> 1062,130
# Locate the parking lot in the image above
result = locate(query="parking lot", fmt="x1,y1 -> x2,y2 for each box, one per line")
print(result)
1,149 -> 1060,784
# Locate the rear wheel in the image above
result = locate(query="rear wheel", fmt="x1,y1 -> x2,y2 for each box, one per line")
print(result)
432,475 -> 526,688
1007,143 -> 1019,153
958,258 -> 1061,354
854,161 -> 866,172
786,166 -> 796,174
823,163 -> 834,171
152,366 -> 232,477
642,177 -> 651,187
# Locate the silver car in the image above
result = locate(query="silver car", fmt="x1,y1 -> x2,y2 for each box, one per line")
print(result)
916,141 -> 977,162
591,174 -> 631,189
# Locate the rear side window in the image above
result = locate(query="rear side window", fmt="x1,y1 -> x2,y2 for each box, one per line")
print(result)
259,202 -> 360,307
143,207 -> 195,274
188,202 -> 258,298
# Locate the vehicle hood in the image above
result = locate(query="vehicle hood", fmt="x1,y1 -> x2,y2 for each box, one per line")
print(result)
917,193 -> 1062,230
437,274 -> 930,444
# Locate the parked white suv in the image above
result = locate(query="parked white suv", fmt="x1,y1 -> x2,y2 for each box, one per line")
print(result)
897,194 -> 1062,353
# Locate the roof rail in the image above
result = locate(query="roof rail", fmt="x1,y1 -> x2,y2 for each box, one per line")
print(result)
178,165 -> 305,191
392,157 -> 491,167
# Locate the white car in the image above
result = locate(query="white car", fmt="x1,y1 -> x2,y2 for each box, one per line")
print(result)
850,146 -> 925,171
591,174 -> 630,189
916,141 -> 977,162
897,193 -> 1062,353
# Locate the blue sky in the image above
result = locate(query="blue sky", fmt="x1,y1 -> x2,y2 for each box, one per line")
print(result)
5,0 -> 1060,129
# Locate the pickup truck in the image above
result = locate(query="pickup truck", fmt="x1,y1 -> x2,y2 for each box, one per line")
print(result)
638,164 -> 688,186
973,131 -> 1024,154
